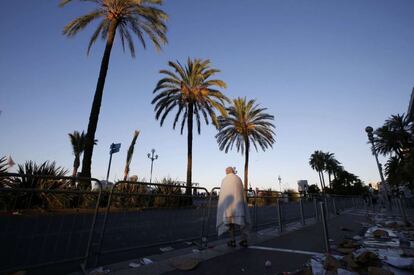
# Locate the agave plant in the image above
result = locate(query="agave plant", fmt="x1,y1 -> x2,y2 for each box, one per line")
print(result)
0,156 -> 9,187
11,161 -> 70,209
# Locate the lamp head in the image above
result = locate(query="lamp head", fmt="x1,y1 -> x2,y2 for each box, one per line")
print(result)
365,126 -> 373,134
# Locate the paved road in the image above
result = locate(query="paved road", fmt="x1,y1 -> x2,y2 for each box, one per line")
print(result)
165,210 -> 370,275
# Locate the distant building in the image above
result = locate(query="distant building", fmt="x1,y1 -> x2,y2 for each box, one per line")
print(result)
408,87 -> 414,121
297,180 -> 309,192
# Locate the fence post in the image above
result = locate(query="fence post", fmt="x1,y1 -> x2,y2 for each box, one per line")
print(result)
202,189 -> 216,248
324,197 -> 330,218
320,202 -> 330,253
254,192 -> 258,232
369,195 -> 374,211
299,197 -> 305,225
199,189 -> 211,248
277,198 -> 283,233
313,198 -> 319,220
398,198 -> 408,224
332,197 -> 338,215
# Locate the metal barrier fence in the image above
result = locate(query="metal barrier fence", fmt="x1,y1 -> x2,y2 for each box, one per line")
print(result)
94,180 -> 210,267
0,173 -> 409,274
0,173 -> 102,274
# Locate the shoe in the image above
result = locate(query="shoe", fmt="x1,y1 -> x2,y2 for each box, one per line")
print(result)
227,240 -> 236,247
239,240 -> 248,247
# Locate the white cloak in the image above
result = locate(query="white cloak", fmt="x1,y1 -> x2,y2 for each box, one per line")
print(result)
216,173 -> 251,236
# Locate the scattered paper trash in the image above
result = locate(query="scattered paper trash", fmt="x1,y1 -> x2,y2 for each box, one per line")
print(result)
310,258 -> 324,275
353,235 -> 362,241
160,246 -> 174,253
241,268 -> 245,272
337,268 -> 358,275
140,258 -> 153,265
264,260 -> 272,268
192,249 -> 200,254
89,266 -> 110,275
384,256 -> 414,270
128,262 -> 141,268
184,241 -> 193,246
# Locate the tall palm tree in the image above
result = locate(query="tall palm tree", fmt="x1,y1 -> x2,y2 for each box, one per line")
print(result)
0,156 -> 7,174
309,150 -> 326,191
68,131 -> 86,178
124,130 -> 140,181
324,152 -> 340,189
152,58 -> 229,193
215,97 -> 276,190
373,114 -> 413,159
61,0 -> 168,178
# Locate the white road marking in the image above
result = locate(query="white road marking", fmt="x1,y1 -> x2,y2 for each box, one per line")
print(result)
248,245 -> 324,256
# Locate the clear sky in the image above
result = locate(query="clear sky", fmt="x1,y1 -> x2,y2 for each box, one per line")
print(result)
0,0 -> 413,191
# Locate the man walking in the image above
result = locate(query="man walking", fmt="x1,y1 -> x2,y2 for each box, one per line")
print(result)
216,167 -> 251,247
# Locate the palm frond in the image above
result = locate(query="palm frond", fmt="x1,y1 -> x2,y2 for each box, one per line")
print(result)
61,0 -> 168,56
152,58 -> 228,135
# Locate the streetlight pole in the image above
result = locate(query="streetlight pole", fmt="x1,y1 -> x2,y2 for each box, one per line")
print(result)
365,126 -> 386,185
147,149 -> 158,183
278,175 -> 282,192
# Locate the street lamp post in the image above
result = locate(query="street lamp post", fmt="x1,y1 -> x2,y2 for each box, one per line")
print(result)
278,175 -> 282,192
147,149 -> 158,183
365,126 -> 386,185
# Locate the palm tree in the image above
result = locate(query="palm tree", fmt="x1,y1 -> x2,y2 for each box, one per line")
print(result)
152,58 -> 229,193
124,130 -> 140,181
215,97 -> 276,190
309,150 -> 326,191
324,152 -> 340,189
61,0 -> 168,178
373,113 -> 414,187
373,114 -> 413,159
68,131 -> 86,178
385,156 -> 403,186
0,156 -> 7,174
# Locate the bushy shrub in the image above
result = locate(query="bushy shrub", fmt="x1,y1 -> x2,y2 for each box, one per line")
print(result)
9,161 -> 71,210
153,177 -> 185,208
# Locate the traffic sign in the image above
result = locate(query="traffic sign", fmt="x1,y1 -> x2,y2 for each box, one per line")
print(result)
110,143 -> 121,154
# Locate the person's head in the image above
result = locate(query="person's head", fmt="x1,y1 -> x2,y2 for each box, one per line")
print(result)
225,167 -> 235,175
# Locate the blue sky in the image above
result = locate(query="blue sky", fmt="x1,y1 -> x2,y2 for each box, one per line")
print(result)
0,0 -> 413,191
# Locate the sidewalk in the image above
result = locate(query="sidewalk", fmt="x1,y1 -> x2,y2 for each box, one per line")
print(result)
89,209 -> 377,275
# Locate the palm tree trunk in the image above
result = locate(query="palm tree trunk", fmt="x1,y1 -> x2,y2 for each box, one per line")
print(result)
72,155 -> 80,178
81,19 -> 118,179
244,137 -> 249,190
123,167 -> 129,181
186,102 -> 194,195
328,172 -> 332,189
321,172 -> 326,192
318,171 -> 323,191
